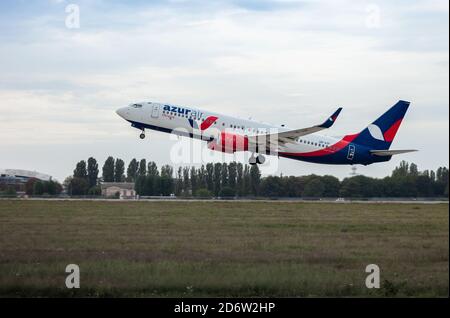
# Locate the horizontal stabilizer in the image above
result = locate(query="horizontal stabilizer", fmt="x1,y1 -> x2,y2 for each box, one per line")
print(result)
370,149 -> 418,156
319,107 -> 343,128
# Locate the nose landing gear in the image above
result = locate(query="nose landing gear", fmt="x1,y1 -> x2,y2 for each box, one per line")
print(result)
256,154 -> 266,164
249,154 -> 266,165
139,130 -> 146,139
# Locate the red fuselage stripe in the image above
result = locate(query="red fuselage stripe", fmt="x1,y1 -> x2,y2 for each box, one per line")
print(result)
279,133 -> 359,157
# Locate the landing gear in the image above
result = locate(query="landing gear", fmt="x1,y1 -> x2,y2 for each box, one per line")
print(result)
249,154 -> 265,165
139,130 -> 146,139
256,154 -> 266,165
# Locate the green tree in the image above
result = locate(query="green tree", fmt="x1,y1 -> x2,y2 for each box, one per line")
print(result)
392,161 -> 409,178
228,162 -> 237,193
147,161 -> 159,177
63,176 -> 72,193
183,166 -> 191,195
161,165 -> 173,179
435,167 -> 449,196
198,165 -> 208,189
73,160 -> 87,180
339,177 -> 360,197
126,158 -> 139,182
87,157 -> 99,188
206,163 -> 214,193
260,176 -> 283,197
341,175 -> 384,197
138,159 -> 147,177
409,163 -> 419,176
430,170 -> 436,182
69,177 -> 89,195
190,167 -> 198,195
321,175 -> 341,197
243,165 -> 251,196
249,164 -> 261,196
102,156 -> 115,182
175,167 -> 183,196
46,180 -> 62,195
236,163 -> 244,196
415,174 -> 434,197
220,186 -> 236,198
135,176 -> 146,196
33,181 -> 45,195
195,188 -> 212,198
114,158 -> 125,182
88,186 -> 101,196
281,176 -> 304,197
436,167 -> 448,183
160,165 -> 174,196
213,163 -> 222,197
144,175 -> 159,196
303,178 -> 325,197
221,163 -> 228,189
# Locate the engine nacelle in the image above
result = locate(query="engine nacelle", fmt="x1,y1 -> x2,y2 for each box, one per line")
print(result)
208,132 -> 249,153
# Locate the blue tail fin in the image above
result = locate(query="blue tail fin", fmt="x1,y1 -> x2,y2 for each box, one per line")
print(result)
352,100 -> 410,150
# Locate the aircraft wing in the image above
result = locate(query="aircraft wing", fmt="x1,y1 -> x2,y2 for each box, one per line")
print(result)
247,107 -> 343,148
370,149 -> 418,156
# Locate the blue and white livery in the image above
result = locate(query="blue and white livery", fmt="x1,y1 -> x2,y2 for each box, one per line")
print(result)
116,100 -> 417,166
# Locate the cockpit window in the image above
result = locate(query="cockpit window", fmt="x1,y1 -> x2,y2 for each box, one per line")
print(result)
132,104 -> 143,108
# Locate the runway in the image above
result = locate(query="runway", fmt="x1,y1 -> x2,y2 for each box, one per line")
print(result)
1,197 -> 448,204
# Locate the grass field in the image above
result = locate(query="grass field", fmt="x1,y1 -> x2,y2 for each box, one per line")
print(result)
0,200 -> 448,297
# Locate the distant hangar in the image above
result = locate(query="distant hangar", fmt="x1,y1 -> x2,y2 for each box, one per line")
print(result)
0,169 -> 53,182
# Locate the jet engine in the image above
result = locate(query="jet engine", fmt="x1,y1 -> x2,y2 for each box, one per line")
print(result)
207,132 -> 249,153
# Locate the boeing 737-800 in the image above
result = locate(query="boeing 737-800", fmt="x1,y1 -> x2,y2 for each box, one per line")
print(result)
116,100 -> 416,166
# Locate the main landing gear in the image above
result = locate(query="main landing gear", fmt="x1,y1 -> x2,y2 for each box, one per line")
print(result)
139,130 -> 146,139
249,154 -> 266,165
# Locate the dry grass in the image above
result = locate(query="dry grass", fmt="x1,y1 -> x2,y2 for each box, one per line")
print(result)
0,200 -> 448,297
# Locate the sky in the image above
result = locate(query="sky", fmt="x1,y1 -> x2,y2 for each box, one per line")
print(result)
0,0 -> 448,182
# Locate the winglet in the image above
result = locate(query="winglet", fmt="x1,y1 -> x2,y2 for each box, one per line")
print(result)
319,107 -> 343,128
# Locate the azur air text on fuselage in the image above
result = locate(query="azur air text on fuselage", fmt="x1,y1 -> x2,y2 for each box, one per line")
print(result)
163,105 -> 204,119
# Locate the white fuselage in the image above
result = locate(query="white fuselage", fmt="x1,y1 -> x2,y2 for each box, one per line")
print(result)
116,101 -> 339,156
116,100 -> 413,166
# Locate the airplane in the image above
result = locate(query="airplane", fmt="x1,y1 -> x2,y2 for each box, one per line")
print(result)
116,100 -> 417,166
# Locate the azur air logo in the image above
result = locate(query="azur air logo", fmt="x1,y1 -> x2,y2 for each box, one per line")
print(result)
163,105 -> 217,131
163,105 -> 203,119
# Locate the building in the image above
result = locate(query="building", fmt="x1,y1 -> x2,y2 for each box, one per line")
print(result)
100,182 -> 136,199
0,169 -> 53,192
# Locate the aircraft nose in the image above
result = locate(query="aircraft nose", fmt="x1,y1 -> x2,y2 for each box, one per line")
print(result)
116,107 -> 128,119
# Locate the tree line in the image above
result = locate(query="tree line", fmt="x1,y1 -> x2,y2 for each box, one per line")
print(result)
259,162 -> 448,198
134,161 -> 262,197
66,157 -> 448,198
